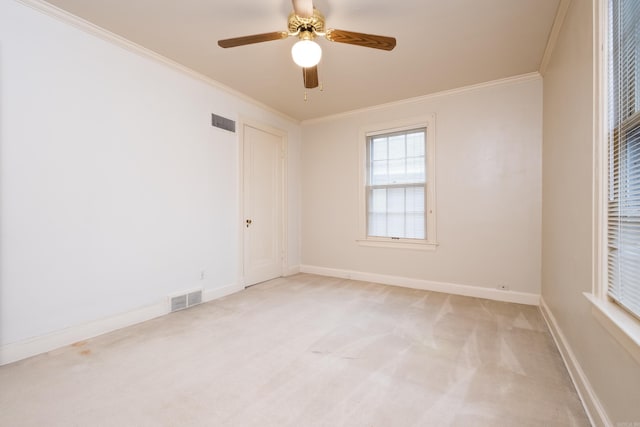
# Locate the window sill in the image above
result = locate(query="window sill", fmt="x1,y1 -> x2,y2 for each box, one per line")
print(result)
584,292 -> 640,365
356,239 -> 438,251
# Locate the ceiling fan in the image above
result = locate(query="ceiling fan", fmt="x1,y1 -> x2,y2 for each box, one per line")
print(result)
217,0 -> 396,89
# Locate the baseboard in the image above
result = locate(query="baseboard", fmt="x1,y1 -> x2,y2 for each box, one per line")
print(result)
0,283 -> 242,366
284,265 -> 301,277
539,297 -> 612,427
203,283 -> 244,303
299,265 -> 540,306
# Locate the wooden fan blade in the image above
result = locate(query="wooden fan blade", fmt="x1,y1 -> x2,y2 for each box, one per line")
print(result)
218,31 -> 288,48
292,0 -> 313,18
303,66 -> 319,89
325,29 -> 396,51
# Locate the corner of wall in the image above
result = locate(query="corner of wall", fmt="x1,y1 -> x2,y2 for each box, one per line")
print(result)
539,0 -> 573,75
539,297 -> 612,427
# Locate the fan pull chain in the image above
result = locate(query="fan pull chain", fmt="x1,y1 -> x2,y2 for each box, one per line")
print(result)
304,85 -> 324,101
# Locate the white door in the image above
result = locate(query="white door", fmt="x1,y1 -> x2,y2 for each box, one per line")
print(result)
242,123 -> 284,286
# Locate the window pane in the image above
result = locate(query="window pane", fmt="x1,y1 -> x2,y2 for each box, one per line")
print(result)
407,132 -> 425,157
387,213 -> 405,237
406,187 -> 425,239
387,188 -> 405,237
368,213 -> 386,237
388,159 -> 406,183
372,138 -> 387,160
388,135 -> 405,159
405,214 -> 425,239
407,157 -> 426,182
406,186 -> 425,213
370,188 -> 387,212
371,160 -> 388,185
368,188 -> 387,237
387,188 -> 405,213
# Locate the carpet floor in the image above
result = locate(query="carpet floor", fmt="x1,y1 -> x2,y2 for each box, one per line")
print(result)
0,273 -> 590,426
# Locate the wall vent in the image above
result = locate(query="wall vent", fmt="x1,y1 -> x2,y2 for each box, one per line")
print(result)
169,289 -> 203,313
211,113 -> 235,133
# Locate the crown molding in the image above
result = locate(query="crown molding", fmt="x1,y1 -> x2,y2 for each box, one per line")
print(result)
13,0 -> 299,125
539,0 -> 573,75
301,72 -> 542,126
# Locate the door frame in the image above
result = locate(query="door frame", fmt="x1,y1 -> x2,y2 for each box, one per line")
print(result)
238,117 -> 288,288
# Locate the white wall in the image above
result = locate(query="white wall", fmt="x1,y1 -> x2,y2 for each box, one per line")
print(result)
301,76 -> 542,297
541,0 -> 640,423
0,0 -> 301,356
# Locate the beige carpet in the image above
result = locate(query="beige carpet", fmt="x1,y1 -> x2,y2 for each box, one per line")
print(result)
0,274 -> 590,426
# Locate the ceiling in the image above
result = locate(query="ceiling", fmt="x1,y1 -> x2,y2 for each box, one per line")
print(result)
42,0 -> 560,121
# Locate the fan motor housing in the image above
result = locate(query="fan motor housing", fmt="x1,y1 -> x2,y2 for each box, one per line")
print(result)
288,8 -> 325,34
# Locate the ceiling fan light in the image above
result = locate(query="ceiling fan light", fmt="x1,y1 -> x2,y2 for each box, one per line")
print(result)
291,40 -> 322,68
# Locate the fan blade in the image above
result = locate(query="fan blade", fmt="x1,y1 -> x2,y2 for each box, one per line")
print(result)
325,29 -> 396,51
292,0 -> 314,18
303,66 -> 319,89
218,31 -> 288,48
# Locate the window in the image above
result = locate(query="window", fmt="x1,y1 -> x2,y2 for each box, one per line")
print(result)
607,0 -> 640,319
585,0 -> 640,366
358,116 -> 436,250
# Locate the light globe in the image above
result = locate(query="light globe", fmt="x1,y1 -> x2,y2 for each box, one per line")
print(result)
291,40 -> 322,68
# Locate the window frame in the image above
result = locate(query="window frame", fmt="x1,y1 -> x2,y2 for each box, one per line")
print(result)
357,115 -> 437,250
588,0 -> 640,365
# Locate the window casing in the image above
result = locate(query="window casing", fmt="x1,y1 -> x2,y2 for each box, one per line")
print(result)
607,0 -> 640,319
358,116 -> 436,250
585,0 -> 640,367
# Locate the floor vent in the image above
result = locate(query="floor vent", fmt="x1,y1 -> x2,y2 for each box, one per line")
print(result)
169,289 -> 203,312
187,290 -> 202,306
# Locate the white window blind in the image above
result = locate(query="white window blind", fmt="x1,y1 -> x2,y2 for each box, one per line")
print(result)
366,128 -> 427,240
607,0 -> 640,318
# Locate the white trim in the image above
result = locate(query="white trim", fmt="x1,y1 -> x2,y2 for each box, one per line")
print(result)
166,286 -> 203,299
300,265 -> 539,306
584,293 -> 640,365
358,115 -> 437,247
14,0 -> 298,125
281,133 -> 290,278
0,283 -> 242,366
356,239 -> 438,251
238,120 -> 246,288
539,297 -> 612,427
593,0 -> 607,303
284,266 -> 301,276
15,0 -> 540,127
203,283 -> 244,303
539,0 -> 573,75
301,73 -> 542,126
